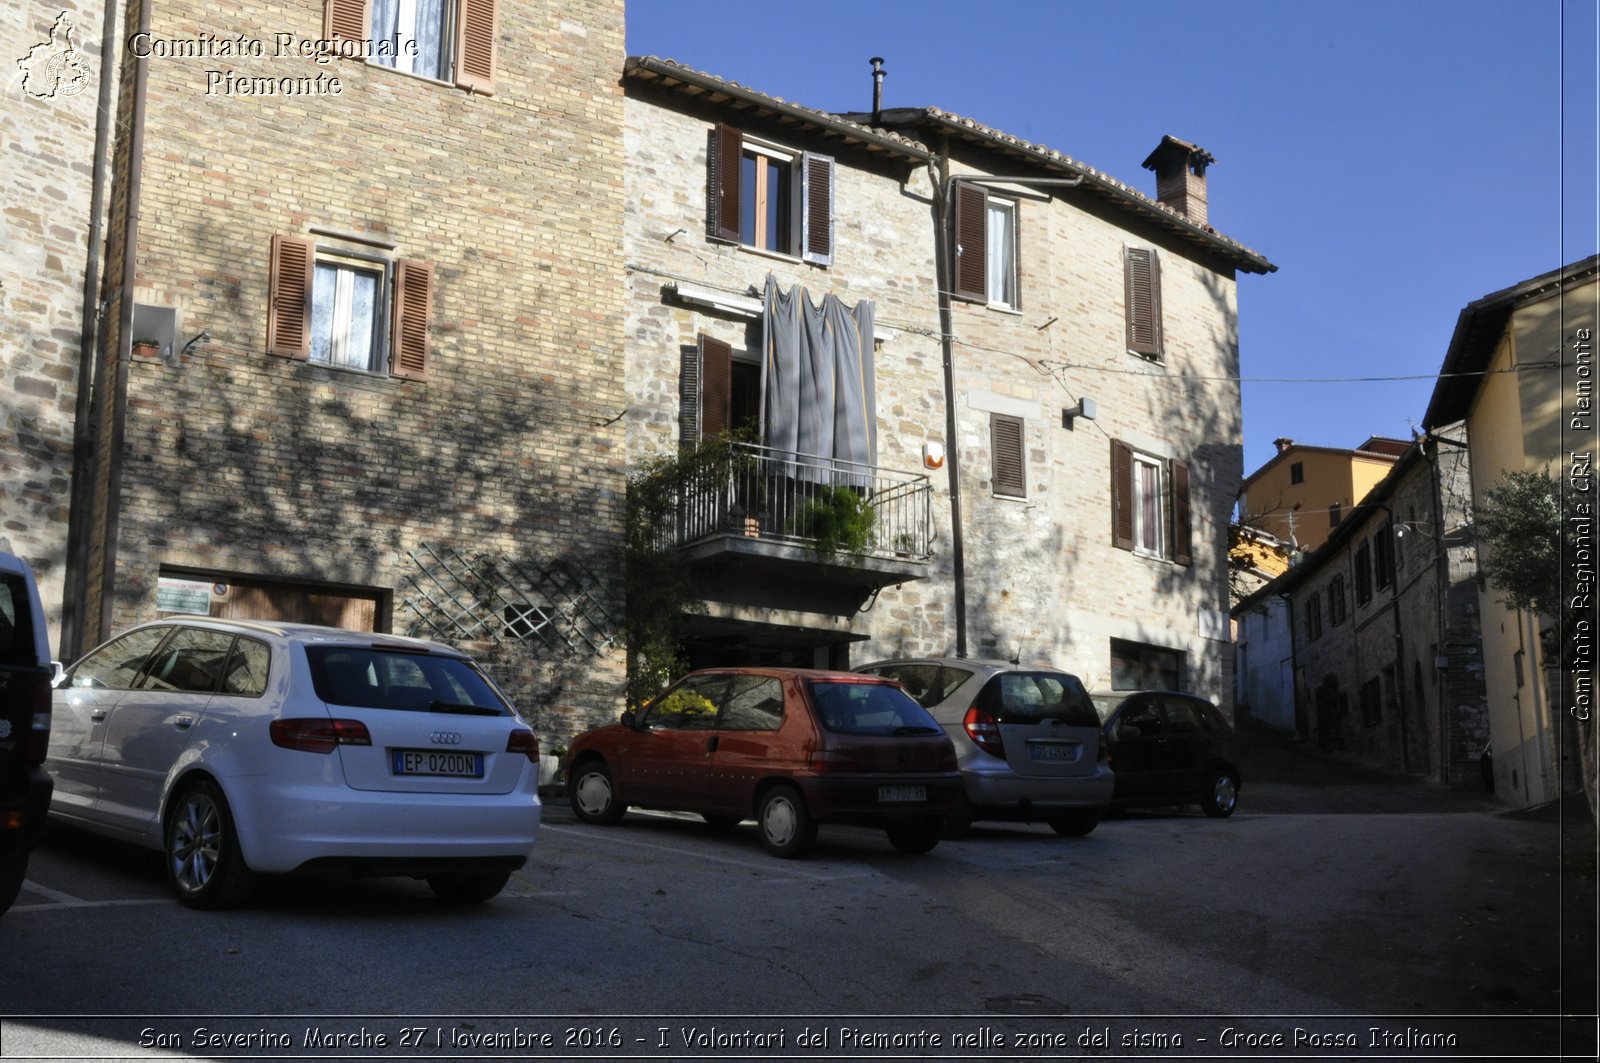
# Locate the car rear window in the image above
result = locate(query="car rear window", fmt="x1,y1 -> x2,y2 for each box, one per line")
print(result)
308,646 -> 510,714
807,680 -> 942,736
0,572 -> 35,667
867,663 -> 974,709
976,671 -> 1099,726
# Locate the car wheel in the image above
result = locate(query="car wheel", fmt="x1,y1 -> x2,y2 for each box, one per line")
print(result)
1049,808 -> 1102,837
1202,769 -> 1239,818
886,815 -> 943,855
756,785 -> 816,859
700,813 -> 743,827
165,780 -> 257,909
0,854 -> 27,917
427,869 -> 512,903
568,759 -> 626,825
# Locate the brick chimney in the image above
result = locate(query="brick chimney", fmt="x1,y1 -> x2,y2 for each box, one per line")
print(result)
1141,135 -> 1214,227
1274,437 -> 1295,453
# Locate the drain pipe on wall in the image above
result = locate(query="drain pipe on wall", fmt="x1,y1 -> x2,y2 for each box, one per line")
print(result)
62,0 -> 124,660
99,0 -> 151,644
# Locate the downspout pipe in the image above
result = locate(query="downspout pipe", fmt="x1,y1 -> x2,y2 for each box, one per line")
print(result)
930,142 -> 967,658
100,0 -> 151,643
62,0 -> 121,660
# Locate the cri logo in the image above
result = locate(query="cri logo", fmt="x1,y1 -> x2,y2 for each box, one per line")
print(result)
429,731 -> 463,746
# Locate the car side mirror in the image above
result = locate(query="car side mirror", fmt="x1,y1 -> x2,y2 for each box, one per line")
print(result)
620,708 -> 636,729
50,661 -> 66,688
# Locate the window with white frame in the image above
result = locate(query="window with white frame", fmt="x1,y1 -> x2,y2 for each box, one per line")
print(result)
985,196 -> 1018,308
371,0 -> 451,80
1132,452 -> 1165,556
953,183 -> 1020,308
1111,439 -> 1192,566
709,123 -> 835,265
311,254 -> 386,371
323,0 -> 497,93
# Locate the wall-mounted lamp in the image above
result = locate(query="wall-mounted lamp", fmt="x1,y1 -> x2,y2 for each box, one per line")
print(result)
1062,397 -> 1097,429
922,442 -> 945,470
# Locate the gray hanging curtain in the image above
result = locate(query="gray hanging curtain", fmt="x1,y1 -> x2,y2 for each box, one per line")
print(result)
761,275 -> 876,475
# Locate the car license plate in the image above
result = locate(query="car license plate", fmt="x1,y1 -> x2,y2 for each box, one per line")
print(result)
1028,741 -> 1078,761
392,750 -> 485,778
878,784 -> 926,803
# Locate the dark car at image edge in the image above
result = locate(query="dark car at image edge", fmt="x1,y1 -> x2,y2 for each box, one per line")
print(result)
0,552 -> 56,916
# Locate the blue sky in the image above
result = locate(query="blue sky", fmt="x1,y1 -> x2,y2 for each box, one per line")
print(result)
626,0 -> 1599,476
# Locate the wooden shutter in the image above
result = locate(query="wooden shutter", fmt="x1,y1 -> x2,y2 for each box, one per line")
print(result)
710,123 -> 743,241
323,0 -> 370,47
1111,439 -> 1135,550
390,258 -> 433,380
1125,247 -> 1163,357
1170,459 -> 1192,566
454,0 -> 497,95
697,335 -> 733,440
952,182 -> 987,301
991,414 -> 1026,497
267,235 -> 314,360
678,347 -> 701,447
800,152 -> 835,266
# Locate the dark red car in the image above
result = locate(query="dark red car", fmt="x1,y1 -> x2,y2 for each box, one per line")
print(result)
567,668 -> 962,858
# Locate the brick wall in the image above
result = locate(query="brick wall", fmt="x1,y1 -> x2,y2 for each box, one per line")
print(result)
90,0 -> 629,733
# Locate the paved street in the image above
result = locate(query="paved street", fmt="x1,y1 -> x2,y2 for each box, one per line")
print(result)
0,726 -> 1593,1061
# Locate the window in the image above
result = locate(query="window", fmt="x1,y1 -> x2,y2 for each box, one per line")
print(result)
709,124 -> 834,265
324,0 -> 498,93
1359,676 -> 1383,727
1110,638 -> 1184,691
1111,440 -> 1192,565
1354,542 -> 1373,605
1373,524 -> 1395,590
1328,574 -> 1347,625
1124,246 -> 1164,358
267,235 -> 432,379
68,626 -> 172,690
719,675 -> 785,731
1304,592 -> 1322,641
1290,461 -> 1304,485
991,414 -> 1026,497
952,183 -> 1019,308
1329,502 -> 1342,528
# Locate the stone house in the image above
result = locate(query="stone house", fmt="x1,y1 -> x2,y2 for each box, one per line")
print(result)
621,58 -> 1276,706
1234,432 -> 1487,783
23,0 -> 632,733
1423,256 -> 1599,808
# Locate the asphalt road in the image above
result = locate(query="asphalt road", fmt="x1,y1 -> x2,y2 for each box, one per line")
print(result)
0,725 -> 1593,1062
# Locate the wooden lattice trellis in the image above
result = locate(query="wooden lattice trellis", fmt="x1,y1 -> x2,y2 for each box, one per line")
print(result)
398,542 -> 617,655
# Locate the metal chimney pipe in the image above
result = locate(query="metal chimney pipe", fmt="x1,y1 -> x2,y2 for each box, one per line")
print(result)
870,57 -> 885,122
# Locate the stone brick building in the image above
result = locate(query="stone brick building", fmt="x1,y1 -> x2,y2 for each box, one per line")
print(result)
1236,432 -> 1487,783
621,58 -> 1276,706
27,0 -> 630,734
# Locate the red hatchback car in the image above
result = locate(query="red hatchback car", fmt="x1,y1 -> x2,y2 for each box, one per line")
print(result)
567,668 -> 962,858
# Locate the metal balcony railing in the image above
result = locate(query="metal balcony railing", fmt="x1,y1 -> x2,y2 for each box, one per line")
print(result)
653,442 -> 933,561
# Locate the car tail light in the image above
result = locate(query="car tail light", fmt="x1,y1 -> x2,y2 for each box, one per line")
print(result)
808,749 -> 859,772
506,729 -> 539,763
962,707 -> 1005,759
25,673 -> 51,765
270,718 -> 372,754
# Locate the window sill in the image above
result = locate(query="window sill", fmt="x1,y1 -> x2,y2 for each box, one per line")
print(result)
985,302 -> 1023,316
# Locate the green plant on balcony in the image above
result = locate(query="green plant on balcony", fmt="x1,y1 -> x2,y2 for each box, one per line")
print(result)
796,485 -> 876,563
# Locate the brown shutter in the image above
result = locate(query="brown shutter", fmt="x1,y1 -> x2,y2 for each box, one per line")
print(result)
267,235 -> 314,360
1125,247 -> 1163,357
800,152 -> 835,266
679,346 -> 700,447
454,0 -> 497,95
991,414 -> 1026,497
323,0 -> 370,47
710,123 -> 743,241
697,335 -> 733,440
390,258 -> 433,380
1111,439 -> 1135,550
952,182 -> 987,301
1170,459 -> 1192,566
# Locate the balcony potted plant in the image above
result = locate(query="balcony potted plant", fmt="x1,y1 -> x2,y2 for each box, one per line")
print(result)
131,337 -> 162,359
798,485 -> 876,563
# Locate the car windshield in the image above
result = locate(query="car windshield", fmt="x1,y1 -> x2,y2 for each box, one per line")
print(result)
807,680 -> 943,736
307,646 -> 509,714
976,671 -> 1100,726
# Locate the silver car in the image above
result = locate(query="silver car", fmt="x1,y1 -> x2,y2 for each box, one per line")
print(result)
855,658 -> 1113,836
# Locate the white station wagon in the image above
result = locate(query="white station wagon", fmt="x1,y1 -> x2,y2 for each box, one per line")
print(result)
46,618 -> 541,908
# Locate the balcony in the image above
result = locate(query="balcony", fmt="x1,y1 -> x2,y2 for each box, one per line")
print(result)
644,441 -> 934,616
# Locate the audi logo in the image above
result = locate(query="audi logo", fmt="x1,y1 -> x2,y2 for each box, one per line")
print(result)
429,731 -> 463,745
